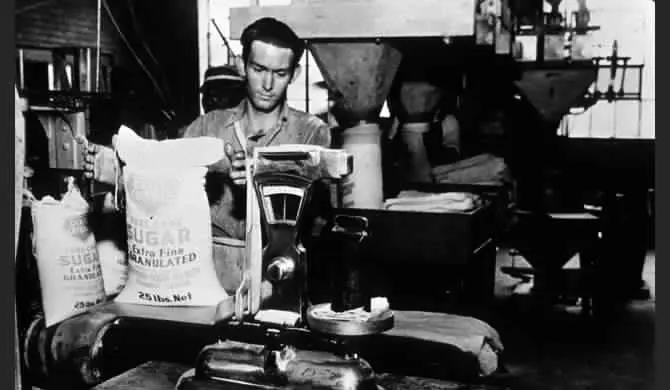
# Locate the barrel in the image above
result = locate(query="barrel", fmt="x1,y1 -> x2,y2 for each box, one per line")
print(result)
22,311 -> 120,388
22,309 -> 221,389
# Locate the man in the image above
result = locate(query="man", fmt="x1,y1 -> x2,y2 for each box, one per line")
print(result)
183,17 -> 330,239
200,65 -> 245,113
83,17 -> 331,241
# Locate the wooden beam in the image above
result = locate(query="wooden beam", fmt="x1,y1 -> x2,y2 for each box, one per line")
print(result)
15,87 -> 26,390
229,0 -> 475,40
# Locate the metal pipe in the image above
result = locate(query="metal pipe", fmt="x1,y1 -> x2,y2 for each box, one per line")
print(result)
637,67 -> 644,137
18,49 -> 25,91
96,0 -> 102,92
305,41 -> 310,113
536,0 -> 545,65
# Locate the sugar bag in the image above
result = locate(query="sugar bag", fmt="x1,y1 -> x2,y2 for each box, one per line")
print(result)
114,126 -> 229,306
31,178 -> 106,327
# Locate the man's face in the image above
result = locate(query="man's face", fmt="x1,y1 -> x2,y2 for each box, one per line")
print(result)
245,40 -> 296,113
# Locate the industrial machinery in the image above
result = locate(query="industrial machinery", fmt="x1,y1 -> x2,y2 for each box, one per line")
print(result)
17,46 -> 116,201
18,0 -> 653,389
20,1 -> 515,387
176,146 -> 397,389
498,0 -> 651,313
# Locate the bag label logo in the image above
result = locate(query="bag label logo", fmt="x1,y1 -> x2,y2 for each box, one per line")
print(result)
65,216 -> 91,241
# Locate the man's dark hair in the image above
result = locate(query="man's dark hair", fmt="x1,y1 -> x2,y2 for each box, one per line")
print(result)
241,17 -> 305,70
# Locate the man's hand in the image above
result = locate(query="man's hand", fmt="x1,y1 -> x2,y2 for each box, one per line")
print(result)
225,143 -> 248,186
77,136 -> 118,185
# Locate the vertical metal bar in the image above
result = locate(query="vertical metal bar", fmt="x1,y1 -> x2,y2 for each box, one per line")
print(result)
197,0 -> 211,115
588,105 -> 593,138
305,41 -> 310,113
638,67 -> 644,138
47,63 -> 54,91
86,48 -> 92,92
18,49 -> 25,91
96,0 -> 102,93
610,100 -> 618,138
535,0 -> 545,65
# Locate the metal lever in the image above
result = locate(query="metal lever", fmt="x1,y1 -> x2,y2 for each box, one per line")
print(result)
234,273 -> 250,323
258,151 -> 311,161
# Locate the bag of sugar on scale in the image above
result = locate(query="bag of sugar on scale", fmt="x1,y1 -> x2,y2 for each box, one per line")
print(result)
31,178 -> 106,327
113,126 -> 229,306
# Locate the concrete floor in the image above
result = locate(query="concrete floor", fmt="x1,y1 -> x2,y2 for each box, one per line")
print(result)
483,249 -> 655,390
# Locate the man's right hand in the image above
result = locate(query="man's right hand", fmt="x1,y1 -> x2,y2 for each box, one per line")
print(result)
225,143 -> 248,186
77,136 -> 118,185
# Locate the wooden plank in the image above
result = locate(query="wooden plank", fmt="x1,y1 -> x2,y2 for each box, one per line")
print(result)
229,0 -> 475,39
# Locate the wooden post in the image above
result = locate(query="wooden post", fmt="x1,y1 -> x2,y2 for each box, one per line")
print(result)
15,86 -> 26,389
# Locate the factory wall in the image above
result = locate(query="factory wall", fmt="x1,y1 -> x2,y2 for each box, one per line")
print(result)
16,0 -> 122,54
16,0 -> 202,134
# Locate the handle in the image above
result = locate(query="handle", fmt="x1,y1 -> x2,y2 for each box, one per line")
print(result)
258,151 -> 311,161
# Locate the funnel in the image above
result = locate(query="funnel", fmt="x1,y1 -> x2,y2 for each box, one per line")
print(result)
515,62 -> 598,124
309,41 -> 402,209
309,42 -> 402,124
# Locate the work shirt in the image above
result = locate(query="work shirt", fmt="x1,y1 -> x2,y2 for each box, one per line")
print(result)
182,99 -> 331,239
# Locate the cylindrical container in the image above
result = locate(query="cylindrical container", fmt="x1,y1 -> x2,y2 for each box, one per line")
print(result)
330,216 -> 370,312
22,311 -> 220,389
22,311 -> 119,388
212,236 -> 246,296
341,123 -> 384,209
22,316 -> 52,385
399,122 -> 433,183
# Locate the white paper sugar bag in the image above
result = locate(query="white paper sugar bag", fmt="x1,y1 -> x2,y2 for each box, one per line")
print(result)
114,126 -> 229,307
31,179 -> 106,326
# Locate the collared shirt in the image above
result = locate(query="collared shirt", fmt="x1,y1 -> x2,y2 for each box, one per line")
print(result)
182,99 -> 331,239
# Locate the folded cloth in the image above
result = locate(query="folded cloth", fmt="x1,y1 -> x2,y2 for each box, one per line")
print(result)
384,191 -> 482,213
387,311 -> 504,377
432,153 -> 511,186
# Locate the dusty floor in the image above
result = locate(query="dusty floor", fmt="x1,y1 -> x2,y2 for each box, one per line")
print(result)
483,250 -> 655,390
